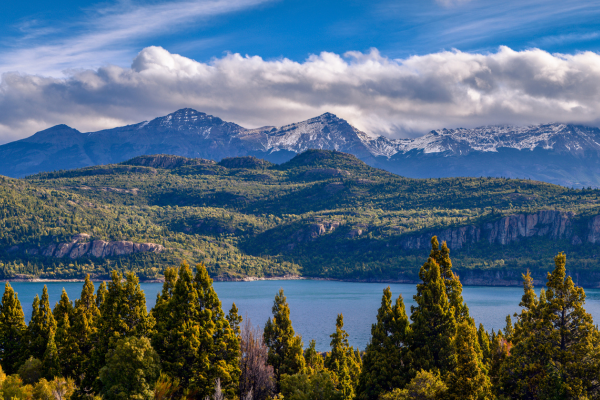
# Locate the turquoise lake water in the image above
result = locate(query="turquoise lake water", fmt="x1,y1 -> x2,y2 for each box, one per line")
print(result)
7,280 -> 600,351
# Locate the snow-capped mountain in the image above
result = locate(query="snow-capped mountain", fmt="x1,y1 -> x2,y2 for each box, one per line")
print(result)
382,124 -> 600,157
2,108 -> 600,187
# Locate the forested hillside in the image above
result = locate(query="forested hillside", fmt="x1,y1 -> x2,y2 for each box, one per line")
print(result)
3,150 -> 600,285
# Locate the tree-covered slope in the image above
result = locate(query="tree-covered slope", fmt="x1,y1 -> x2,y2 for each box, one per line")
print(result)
4,150 -> 600,285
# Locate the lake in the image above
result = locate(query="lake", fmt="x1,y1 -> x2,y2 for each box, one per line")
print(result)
7,279 -> 600,351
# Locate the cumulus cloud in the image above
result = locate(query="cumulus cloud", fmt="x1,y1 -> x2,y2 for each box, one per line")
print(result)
1,45 -> 600,143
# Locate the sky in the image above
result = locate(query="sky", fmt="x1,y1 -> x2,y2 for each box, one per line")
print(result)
1,0 -> 600,143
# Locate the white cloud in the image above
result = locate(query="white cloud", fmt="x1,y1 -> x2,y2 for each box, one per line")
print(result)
2,45 -> 600,143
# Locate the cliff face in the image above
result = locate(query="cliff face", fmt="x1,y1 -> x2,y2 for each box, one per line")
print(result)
30,234 -> 164,259
399,210 -> 583,250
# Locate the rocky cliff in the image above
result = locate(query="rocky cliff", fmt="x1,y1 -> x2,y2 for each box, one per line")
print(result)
26,234 -> 164,259
398,210 -> 582,250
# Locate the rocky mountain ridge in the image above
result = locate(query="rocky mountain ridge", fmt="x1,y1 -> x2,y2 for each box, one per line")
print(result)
3,108 -> 600,186
20,234 -> 165,260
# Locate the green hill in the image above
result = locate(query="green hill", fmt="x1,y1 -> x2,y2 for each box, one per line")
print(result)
3,150 -> 600,285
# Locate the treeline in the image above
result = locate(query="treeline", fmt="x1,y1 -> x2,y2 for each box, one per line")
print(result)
0,237 -> 599,399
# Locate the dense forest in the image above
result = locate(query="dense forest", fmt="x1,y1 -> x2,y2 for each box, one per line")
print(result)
3,150 -> 600,284
0,237 -> 596,399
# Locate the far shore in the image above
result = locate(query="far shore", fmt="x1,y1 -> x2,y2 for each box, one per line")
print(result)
2,274 -> 600,288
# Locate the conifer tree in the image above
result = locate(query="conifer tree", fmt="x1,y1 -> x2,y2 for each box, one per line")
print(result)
446,321 -> 491,400
428,237 -> 470,323
42,328 -> 61,379
96,281 -> 107,309
72,275 -> 100,385
227,303 -> 243,338
304,340 -> 324,372
152,262 -> 240,399
477,323 -> 491,366
54,312 -> 80,379
264,289 -> 305,388
53,289 -> 74,328
0,283 -> 27,374
89,271 -> 154,393
194,263 -> 241,399
500,254 -> 600,399
356,287 -> 410,400
407,257 -> 456,377
325,314 -> 360,397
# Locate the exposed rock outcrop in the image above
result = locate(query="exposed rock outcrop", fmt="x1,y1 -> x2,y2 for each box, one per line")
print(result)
35,234 -> 164,259
398,210 -> 578,250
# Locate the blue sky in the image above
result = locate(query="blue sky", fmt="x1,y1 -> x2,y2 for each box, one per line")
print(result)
2,0 -> 600,74
1,0 -> 600,142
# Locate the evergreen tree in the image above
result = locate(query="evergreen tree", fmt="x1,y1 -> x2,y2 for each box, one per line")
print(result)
99,336 -> 160,400
54,312 -> 79,379
194,263 -> 241,399
477,323 -> 491,366
445,321 -> 491,400
325,314 -> 360,398
0,283 -> 27,374
88,271 -> 154,393
226,303 -> 243,338
407,257 -> 456,377
500,254 -> 600,399
96,281 -> 107,309
356,287 -> 410,400
72,275 -> 100,387
264,289 -> 306,388
304,340 -> 324,372
379,370 -> 447,400
428,237 -> 470,323
42,328 -> 61,379
152,262 -> 240,399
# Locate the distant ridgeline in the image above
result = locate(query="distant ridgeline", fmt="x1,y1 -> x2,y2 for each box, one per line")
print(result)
3,150 -> 600,285
3,108 -> 600,187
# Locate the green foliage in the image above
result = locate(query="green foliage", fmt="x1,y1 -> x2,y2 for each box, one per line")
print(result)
151,262 -> 240,399
264,289 -> 306,387
28,286 -> 56,361
1,150 -> 600,282
99,336 -> 160,400
378,370 -> 447,400
499,253 -> 600,399
0,283 -> 28,374
357,287 -> 410,400
325,314 -> 361,399
18,356 -> 43,385
280,369 -> 342,400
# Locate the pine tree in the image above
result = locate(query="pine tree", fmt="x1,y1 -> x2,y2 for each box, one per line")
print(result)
477,323 -> 491,366
226,303 -> 243,338
325,314 -> 360,398
446,321 -> 491,399
356,287 -> 410,400
28,286 -> 56,362
89,271 -> 154,393
195,263 -> 241,399
428,237 -> 470,323
304,340 -> 324,372
499,254 -> 600,399
54,312 -> 80,379
53,288 -> 74,328
264,289 -> 305,388
96,281 -> 107,309
407,257 -> 456,377
42,328 -> 61,379
72,274 -> 100,387
152,262 -> 240,399
0,283 -> 27,374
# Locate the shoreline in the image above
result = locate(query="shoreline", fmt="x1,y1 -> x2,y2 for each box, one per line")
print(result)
3,275 -> 599,288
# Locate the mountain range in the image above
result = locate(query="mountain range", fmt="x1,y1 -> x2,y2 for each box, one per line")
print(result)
2,108 -> 600,187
